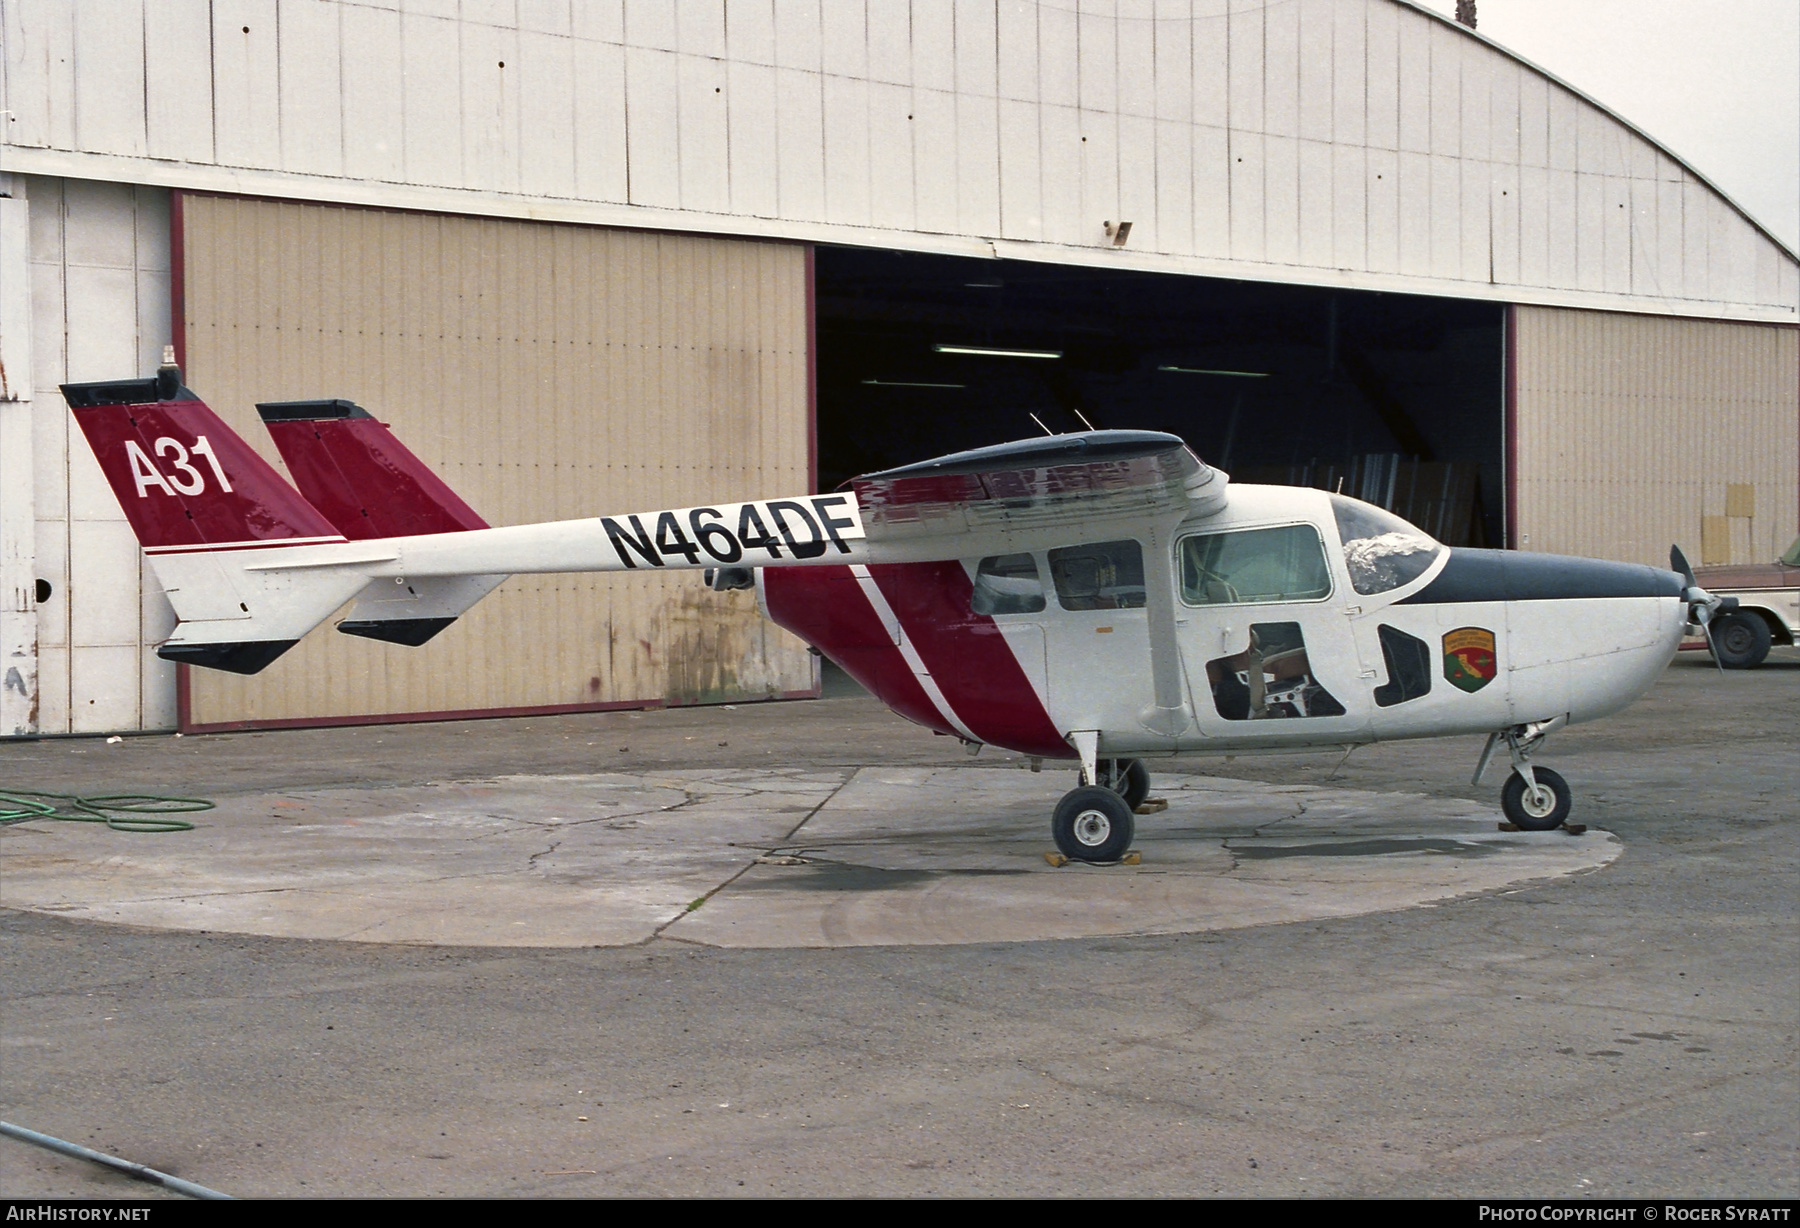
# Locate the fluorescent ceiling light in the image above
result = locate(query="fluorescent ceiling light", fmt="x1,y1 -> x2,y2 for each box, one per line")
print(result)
861,379 -> 965,389
933,344 -> 1063,359
1157,365 -> 1270,378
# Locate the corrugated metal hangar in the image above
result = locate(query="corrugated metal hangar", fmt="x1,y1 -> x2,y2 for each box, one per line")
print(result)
1,0 -> 1794,738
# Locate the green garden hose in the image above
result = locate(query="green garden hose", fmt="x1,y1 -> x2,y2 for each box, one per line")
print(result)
0,790 -> 212,833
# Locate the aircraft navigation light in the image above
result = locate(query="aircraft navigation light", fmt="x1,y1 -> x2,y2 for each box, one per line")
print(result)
933,345 -> 1063,359
1156,365 -> 1270,377
861,380 -> 965,389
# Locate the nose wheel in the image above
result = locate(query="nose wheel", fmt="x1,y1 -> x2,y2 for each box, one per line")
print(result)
1476,720 -> 1574,831
1052,786 -> 1136,862
1500,766 -> 1571,831
1093,757 -> 1151,810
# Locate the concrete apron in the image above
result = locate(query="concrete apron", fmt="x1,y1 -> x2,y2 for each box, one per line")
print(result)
0,767 -> 1618,948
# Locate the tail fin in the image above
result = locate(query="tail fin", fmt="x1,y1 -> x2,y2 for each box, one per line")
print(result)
256,399 -> 505,647
256,400 -> 489,538
63,372 -> 345,550
64,366 -> 367,674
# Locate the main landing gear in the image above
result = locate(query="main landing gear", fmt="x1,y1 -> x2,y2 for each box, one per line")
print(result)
1052,747 -> 1149,862
1474,718 -> 1573,832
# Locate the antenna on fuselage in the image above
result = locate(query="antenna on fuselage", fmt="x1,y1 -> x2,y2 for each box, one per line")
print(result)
1071,408 -> 1097,431
1028,412 -> 1056,436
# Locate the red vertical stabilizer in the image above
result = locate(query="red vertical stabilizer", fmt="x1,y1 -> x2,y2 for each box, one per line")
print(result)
257,400 -> 489,539
63,373 -> 344,552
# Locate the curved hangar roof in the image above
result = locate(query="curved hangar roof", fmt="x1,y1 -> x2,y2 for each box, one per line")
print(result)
1,0 -> 1792,322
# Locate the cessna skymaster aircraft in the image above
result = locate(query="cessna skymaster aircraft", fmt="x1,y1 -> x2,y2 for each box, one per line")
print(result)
65,359 -> 1727,862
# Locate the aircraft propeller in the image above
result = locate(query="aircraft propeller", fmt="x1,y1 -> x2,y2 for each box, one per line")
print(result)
1670,544 -> 1739,672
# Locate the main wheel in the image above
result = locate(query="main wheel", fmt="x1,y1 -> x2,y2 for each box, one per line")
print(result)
1711,611 -> 1772,669
1095,758 -> 1152,810
1501,766 -> 1572,831
1052,786 -> 1136,862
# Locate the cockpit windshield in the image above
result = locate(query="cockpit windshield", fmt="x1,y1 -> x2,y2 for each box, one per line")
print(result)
1329,495 -> 1444,596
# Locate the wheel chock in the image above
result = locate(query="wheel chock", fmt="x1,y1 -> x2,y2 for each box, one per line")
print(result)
1134,798 -> 1169,815
1044,850 -> 1142,867
1497,822 -> 1521,832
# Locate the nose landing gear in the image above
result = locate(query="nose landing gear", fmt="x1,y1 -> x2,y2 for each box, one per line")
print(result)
1476,718 -> 1574,831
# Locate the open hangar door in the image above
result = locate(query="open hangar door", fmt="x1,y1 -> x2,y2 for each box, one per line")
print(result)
815,248 -> 1504,548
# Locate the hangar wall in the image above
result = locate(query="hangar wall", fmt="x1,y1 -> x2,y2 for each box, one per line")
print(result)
178,194 -> 814,729
15,175 -> 174,734
1513,306 -> 1799,569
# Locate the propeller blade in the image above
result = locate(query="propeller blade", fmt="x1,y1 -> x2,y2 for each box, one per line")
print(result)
1670,543 -> 1696,588
1705,621 -> 1723,672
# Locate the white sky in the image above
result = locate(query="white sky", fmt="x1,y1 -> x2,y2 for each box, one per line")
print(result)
1409,0 -> 1800,254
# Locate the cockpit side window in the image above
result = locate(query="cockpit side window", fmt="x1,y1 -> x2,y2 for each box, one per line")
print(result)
1179,524 -> 1333,606
971,552 -> 1047,615
1329,495 -> 1444,596
1048,540 -> 1146,610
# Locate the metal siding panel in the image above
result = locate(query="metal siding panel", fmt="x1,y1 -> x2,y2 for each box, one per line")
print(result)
1489,59 -> 1519,166
917,87 -> 964,236
570,37 -> 628,203
1395,149 -> 1429,277
341,4 -> 404,182
1116,0 -> 1155,119
679,0 -> 727,58
955,0 -> 997,96
865,81 -> 914,231
1574,171 -> 1605,292
1601,175 -> 1631,295
913,0 -> 955,94
72,0 -> 147,156
997,0 -> 1039,102
625,47 -> 681,207
678,52 -> 730,213
1545,167 -> 1575,288
1228,129 -> 1263,262
956,90 -> 1001,236
727,59 -> 780,217
1079,108 -> 1119,249
1191,0 -> 1226,129
727,0 -> 776,64
1296,138 -> 1331,269
774,66 -> 826,220
1077,6 -> 1116,117
1394,5 -> 1428,155
145,0 -> 215,164
1225,0 -> 1261,136
1364,143 -> 1397,274
1459,159 -> 1488,284
626,1 -> 678,51
277,1 -> 344,177
212,0 -> 281,168
771,0 -> 821,70
866,0 -> 910,86
1516,69 -> 1546,169
819,0 -> 867,78
1427,18 -> 1458,158
463,22 -> 523,196
821,73 -> 872,226
1155,117 -> 1193,257
1362,0 -> 1396,151
998,98 -> 1043,240
519,29 -> 577,199
1491,160 -> 1519,285
1039,103 -> 1082,246
1545,84 -> 1577,173
1190,122 -> 1228,259
1428,153 -> 1459,280
402,13 -> 463,186
4,0 -> 77,149
1117,112 -> 1155,249
1331,141 -> 1365,270
1262,133 -> 1298,266
1295,0 -> 1331,143
1458,40 -> 1489,162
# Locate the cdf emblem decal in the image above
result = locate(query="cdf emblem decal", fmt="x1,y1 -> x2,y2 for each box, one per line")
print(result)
1443,627 -> 1497,693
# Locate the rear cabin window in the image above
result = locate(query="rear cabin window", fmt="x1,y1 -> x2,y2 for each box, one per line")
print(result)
1049,540 -> 1146,611
1180,524 -> 1333,606
971,553 -> 1047,615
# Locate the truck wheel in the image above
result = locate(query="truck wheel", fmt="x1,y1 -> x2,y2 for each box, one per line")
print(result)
1712,611 -> 1772,669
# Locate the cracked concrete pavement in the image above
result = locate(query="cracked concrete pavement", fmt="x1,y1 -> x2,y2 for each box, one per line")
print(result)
0,652 -> 1794,1197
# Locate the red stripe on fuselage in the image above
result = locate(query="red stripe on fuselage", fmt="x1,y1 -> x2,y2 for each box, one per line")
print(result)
760,566 -> 954,737
865,562 -> 1072,759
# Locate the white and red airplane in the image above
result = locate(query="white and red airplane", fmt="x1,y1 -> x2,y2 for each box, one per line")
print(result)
64,358 -> 1725,861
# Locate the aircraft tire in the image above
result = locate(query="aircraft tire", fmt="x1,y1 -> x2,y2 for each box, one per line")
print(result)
1053,786 -> 1136,862
1711,611 -> 1772,669
1095,758 -> 1152,810
1501,767 -> 1572,831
